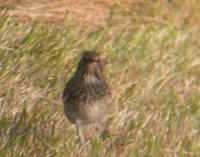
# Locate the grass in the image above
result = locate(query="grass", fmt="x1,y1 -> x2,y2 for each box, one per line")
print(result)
0,0 -> 200,156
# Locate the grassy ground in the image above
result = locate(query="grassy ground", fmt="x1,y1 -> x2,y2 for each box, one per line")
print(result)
0,0 -> 200,156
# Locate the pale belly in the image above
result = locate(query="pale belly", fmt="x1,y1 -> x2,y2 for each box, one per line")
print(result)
79,101 -> 107,124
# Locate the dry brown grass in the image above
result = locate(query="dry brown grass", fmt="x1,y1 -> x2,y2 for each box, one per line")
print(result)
0,0 -> 199,32
0,0 -> 200,156
1,0 -> 137,27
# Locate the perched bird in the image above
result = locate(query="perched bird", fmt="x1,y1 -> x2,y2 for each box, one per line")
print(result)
62,51 -> 110,142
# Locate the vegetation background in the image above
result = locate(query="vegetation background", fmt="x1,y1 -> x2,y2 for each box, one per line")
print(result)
0,0 -> 199,156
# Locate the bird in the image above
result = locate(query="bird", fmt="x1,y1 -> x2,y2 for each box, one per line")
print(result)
62,51 -> 111,143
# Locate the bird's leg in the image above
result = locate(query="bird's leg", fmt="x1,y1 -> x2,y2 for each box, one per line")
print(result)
95,122 -> 103,131
96,120 -> 107,131
75,125 -> 85,143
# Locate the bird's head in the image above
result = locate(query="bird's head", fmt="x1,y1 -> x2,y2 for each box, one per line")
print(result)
77,51 -> 105,82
